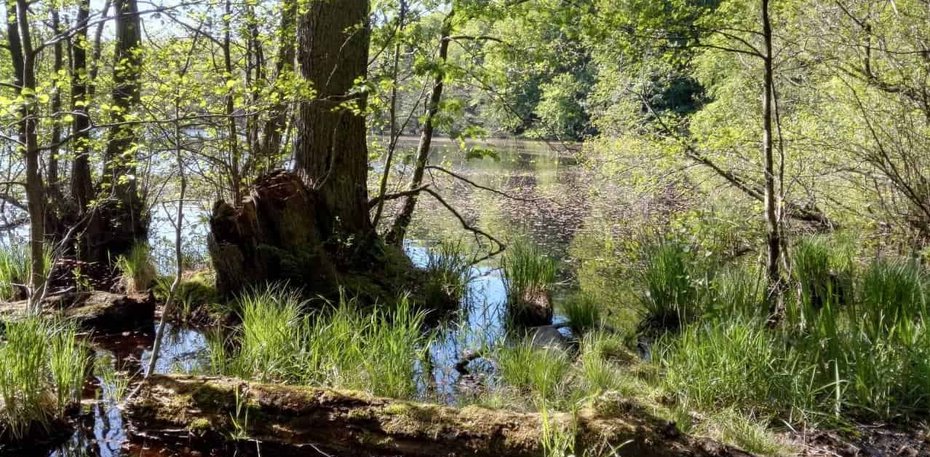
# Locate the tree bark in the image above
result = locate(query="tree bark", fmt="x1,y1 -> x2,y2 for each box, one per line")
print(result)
386,9 -> 454,246
255,0 -> 296,172
96,0 -> 148,261
70,0 -> 94,214
10,0 -> 46,312
761,0 -> 782,310
128,374 -> 752,457
293,0 -> 373,238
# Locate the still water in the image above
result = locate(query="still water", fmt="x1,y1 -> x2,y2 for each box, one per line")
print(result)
3,137 -> 593,456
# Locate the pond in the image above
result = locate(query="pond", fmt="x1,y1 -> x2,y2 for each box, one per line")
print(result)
3,137 -> 597,456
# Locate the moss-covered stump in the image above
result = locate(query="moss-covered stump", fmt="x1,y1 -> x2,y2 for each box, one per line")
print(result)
207,170 -> 418,303
128,375 -> 752,457
510,288 -> 554,327
0,291 -> 154,332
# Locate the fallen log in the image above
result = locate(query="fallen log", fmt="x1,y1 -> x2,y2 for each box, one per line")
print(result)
128,374 -> 751,457
0,291 -> 154,332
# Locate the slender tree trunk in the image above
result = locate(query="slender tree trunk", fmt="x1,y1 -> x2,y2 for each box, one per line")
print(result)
386,9 -> 454,245
70,0 -> 94,214
256,0 -> 296,170
761,0 -> 782,311
48,10 -> 64,202
11,0 -> 46,312
372,0 -> 407,229
223,0 -> 242,204
293,0 -> 373,238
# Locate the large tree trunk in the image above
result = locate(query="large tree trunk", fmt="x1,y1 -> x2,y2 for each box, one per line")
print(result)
93,0 -> 148,262
293,0 -> 373,239
128,375 -> 752,457
209,0 -> 422,299
386,9 -> 454,246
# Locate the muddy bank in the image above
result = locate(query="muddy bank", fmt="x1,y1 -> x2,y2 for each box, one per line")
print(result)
0,291 -> 154,331
128,374 -> 752,457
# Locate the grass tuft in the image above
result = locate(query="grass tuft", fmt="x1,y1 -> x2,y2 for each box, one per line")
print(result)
214,285 -> 431,399
0,318 -> 87,441
116,243 -> 157,294
502,238 -> 557,324
423,240 -> 474,305
636,241 -> 704,332
560,294 -> 601,336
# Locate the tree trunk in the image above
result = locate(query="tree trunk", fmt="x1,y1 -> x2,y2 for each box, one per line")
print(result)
386,9 -> 454,246
372,0 -> 408,229
128,375 -> 753,457
293,0 -> 373,239
761,0 -> 782,313
10,0 -> 46,312
95,0 -> 148,262
256,0 -> 296,170
70,0 -> 94,215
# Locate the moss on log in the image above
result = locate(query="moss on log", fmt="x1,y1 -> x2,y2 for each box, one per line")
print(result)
0,291 -> 154,331
128,374 -> 751,457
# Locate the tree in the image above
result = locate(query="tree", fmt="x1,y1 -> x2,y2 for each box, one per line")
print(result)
92,0 -> 148,262
293,0 -> 373,239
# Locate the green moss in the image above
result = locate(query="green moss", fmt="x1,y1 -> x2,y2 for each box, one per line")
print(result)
188,417 -> 213,433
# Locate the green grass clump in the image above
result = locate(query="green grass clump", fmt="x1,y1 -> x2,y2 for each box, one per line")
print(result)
856,258 -> 926,337
495,341 -> 572,406
660,319 -> 810,417
215,285 -> 431,399
658,236 -> 930,424
700,409 -> 788,456
116,243 -> 157,294
788,237 -> 854,329
0,245 -> 52,301
560,294 -> 601,335
705,264 -> 765,321
502,238 -> 557,324
0,246 -> 30,301
154,271 -> 220,322
423,240 -> 473,305
503,238 -> 557,300
0,318 -> 87,441
636,241 -> 704,331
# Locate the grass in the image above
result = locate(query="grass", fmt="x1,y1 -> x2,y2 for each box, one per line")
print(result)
423,240 -> 474,305
502,237 -> 557,323
94,353 -> 129,404
788,237 -> 854,329
560,293 -> 601,335
213,284 -> 432,399
635,241 -> 704,332
494,340 -> 573,407
154,271 -> 220,322
704,264 -> 765,321
0,245 -> 52,301
0,318 -> 87,441
654,235 -> 930,425
115,243 -> 157,294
